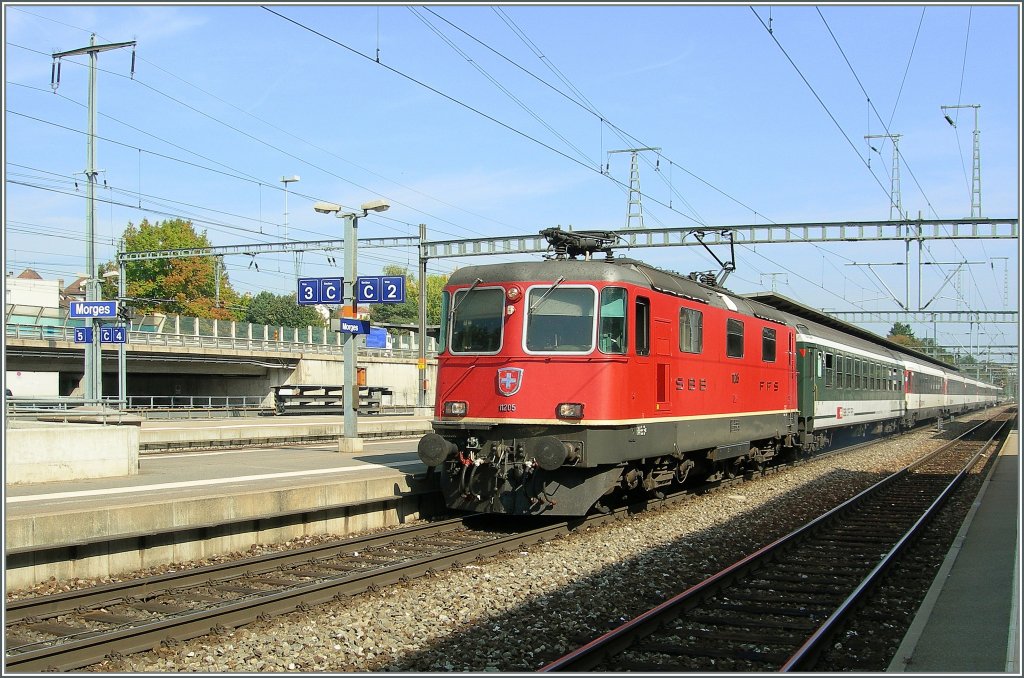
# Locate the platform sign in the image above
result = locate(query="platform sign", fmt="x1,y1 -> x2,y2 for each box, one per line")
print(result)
319,278 -> 342,304
332,318 -> 370,335
69,300 -> 117,319
100,326 -> 128,344
381,276 -> 405,303
357,276 -> 405,304
356,276 -> 381,303
297,277 -> 343,305
73,326 -> 93,343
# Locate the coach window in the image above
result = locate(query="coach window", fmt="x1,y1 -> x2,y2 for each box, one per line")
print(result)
726,318 -> 744,358
824,352 -> 835,387
599,287 -> 627,354
836,355 -> 845,387
635,297 -> 650,356
679,307 -> 703,354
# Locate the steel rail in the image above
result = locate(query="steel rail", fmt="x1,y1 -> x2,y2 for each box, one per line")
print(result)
781,414 -> 1013,671
539,410 -> 1010,672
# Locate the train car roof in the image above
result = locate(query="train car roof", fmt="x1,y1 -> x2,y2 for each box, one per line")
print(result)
744,291 -> 960,372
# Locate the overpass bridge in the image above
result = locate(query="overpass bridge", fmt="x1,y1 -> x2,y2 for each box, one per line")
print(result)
5,304 -> 438,408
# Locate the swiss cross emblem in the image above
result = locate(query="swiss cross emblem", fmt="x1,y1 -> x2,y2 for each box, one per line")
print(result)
497,368 -> 523,397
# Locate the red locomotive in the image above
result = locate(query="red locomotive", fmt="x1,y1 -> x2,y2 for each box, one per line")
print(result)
418,229 -> 803,515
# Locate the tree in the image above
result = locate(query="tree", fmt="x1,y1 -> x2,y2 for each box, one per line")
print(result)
107,218 -> 241,319
888,322 -> 915,338
244,291 -> 327,328
367,265 -> 449,325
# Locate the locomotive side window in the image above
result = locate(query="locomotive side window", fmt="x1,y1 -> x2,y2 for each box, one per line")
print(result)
599,287 -> 627,354
726,318 -> 744,358
679,307 -> 703,354
761,327 -> 776,362
438,291 -> 450,353
450,287 -> 504,354
525,286 -> 596,353
635,297 -> 650,356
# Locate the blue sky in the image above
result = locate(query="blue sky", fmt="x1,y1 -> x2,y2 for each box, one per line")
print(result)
3,2 -> 1021,362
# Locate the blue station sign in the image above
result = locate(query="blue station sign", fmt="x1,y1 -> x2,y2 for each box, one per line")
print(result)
297,277 -> 343,306
356,275 -> 405,304
69,300 -> 117,319
333,318 -> 370,335
100,326 -> 129,344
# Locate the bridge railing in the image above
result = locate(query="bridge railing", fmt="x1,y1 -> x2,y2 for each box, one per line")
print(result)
5,322 -> 433,359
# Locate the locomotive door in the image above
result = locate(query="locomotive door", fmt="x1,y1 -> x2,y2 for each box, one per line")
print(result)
654,318 -> 672,409
786,331 -> 797,412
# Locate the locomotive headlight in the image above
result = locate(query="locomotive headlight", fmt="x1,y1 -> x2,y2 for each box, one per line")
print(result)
506,285 -> 522,302
556,402 -> 584,419
443,400 -> 468,416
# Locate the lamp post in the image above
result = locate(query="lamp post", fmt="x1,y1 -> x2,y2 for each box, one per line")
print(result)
281,175 -> 300,279
313,198 -> 391,453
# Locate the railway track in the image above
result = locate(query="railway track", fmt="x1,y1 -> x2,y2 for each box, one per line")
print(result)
4,411 -> 1002,672
540,408 -> 1013,672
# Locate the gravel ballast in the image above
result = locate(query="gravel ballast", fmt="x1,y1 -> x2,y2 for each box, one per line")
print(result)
8,421 -> 990,672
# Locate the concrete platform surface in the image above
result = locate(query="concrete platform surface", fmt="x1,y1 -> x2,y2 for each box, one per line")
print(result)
4,439 -> 438,590
889,430 -> 1020,673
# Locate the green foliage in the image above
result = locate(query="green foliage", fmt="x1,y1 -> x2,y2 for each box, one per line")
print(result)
367,265 -> 449,325
108,218 -> 241,319
243,291 -> 327,328
889,322 -> 915,338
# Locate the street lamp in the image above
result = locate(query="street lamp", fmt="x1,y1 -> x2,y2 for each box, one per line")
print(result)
313,198 -> 391,453
281,175 -> 300,279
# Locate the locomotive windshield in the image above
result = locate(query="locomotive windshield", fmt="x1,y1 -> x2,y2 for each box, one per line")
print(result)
525,285 -> 596,353
449,287 -> 504,353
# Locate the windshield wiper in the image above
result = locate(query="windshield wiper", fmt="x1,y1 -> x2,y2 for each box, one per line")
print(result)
448,278 -> 484,322
529,276 -> 566,313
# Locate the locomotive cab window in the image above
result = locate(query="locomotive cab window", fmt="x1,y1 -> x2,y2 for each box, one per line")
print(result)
679,307 -> 703,354
599,287 -> 627,354
438,291 -> 450,353
449,287 -> 504,354
761,327 -> 776,362
726,318 -> 744,358
525,285 -> 596,353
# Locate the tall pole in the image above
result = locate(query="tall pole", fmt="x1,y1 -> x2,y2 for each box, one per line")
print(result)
281,175 -> 300,279
418,223 -> 428,409
118,251 -> 127,407
342,212 -> 361,452
941,104 -> 981,217
52,35 -> 135,404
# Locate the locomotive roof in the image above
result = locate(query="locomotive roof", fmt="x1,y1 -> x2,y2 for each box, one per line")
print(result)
447,258 -> 791,323
447,259 -> 965,373
745,291 -> 960,372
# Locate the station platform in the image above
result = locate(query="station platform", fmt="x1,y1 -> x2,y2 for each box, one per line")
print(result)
4,436 -> 440,592
889,430 -> 1020,673
137,412 -> 433,452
